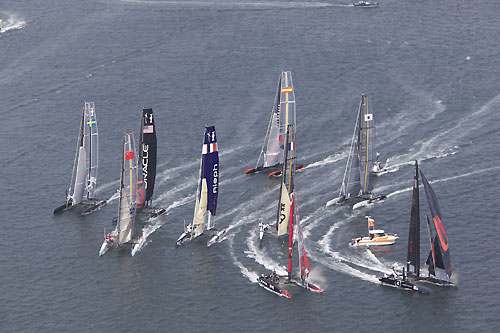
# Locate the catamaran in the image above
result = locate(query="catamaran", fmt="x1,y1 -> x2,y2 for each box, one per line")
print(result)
99,133 -> 138,256
245,71 -> 305,178
380,161 -> 454,290
176,126 -> 225,247
350,216 -> 398,246
326,94 -> 386,208
135,108 -> 166,219
54,102 -> 105,214
257,124 -> 323,298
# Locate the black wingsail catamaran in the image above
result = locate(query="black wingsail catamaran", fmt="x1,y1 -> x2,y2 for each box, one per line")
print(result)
99,133 -> 138,256
380,161 -> 454,290
54,102 -> 105,214
257,124 -> 323,298
245,71 -> 305,178
326,94 -> 385,208
136,108 -> 165,219
176,126 -> 225,247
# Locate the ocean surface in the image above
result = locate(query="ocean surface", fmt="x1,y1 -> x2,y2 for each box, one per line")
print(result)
1,0 -> 499,331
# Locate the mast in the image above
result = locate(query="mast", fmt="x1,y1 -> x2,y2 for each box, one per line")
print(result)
276,125 -> 290,234
68,107 -> 85,201
137,108 -> 146,210
407,160 -> 420,277
117,134 -> 125,244
285,125 -> 295,282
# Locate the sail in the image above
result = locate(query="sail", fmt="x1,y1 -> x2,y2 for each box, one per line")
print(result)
295,193 -> 310,286
279,71 -> 296,144
420,170 -> 452,278
68,102 -> 98,204
277,182 -> 291,237
358,95 -> 375,194
83,102 -> 98,199
72,146 -> 87,205
341,99 -> 362,198
425,215 -> 436,276
192,126 -> 219,234
193,179 -> 208,236
263,112 -> 281,167
407,161 -> 420,276
117,133 -> 138,245
276,124 -> 295,237
137,108 -> 157,210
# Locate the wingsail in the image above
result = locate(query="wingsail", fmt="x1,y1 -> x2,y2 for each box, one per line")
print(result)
54,102 -> 101,214
420,170 -> 452,279
177,126 -> 219,246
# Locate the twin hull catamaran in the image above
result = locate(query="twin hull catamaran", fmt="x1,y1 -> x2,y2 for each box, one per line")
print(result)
257,124 -> 323,298
379,161 -> 454,290
326,94 -> 385,207
99,133 -> 138,256
245,71 -> 305,177
176,126 -> 224,247
54,102 -> 105,214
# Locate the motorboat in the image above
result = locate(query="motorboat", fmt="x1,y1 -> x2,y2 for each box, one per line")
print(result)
351,216 -> 398,246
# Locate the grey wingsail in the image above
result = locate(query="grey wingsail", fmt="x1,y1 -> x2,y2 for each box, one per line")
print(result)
245,71 -> 304,176
54,102 -> 102,214
99,133 -> 138,256
328,94 -> 384,207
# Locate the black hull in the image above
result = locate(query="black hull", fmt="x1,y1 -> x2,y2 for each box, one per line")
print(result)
379,276 -> 419,291
268,164 -> 306,178
257,275 -> 290,298
245,164 -> 282,175
413,276 -> 456,287
53,202 -> 72,215
81,200 -> 107,216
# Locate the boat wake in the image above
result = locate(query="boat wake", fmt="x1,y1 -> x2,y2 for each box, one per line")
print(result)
227,234 -> 259,283
120,0 -> 338,10
245,229 -> 287,276
131,195 -> 193,256
0,14 -> 27,35
313,222 -> 388,284
305,152 -> 347,169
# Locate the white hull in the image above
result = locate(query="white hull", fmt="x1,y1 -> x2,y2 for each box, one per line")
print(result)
326,197 -> 340,207
350,239 -> 397,246
207,229 -> 227,247
99,240 -> 112,256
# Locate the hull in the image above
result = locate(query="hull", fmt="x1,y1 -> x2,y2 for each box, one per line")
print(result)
350,235 -> 398,247
257,275 -> 291,299
207,228 -> 227,247
379,276 -> 419,291
245,164 -> 281,175
268,164 -> 306,178
81,199 -> 107,216
290,277 -> 323,294
53,201 -> 73,214
413,276 -> 456,287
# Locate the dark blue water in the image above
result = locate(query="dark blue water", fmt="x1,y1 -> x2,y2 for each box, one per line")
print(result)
1,0 -> 499,331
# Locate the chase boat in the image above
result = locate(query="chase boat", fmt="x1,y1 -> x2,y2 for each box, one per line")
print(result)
350,216 -> 398,246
